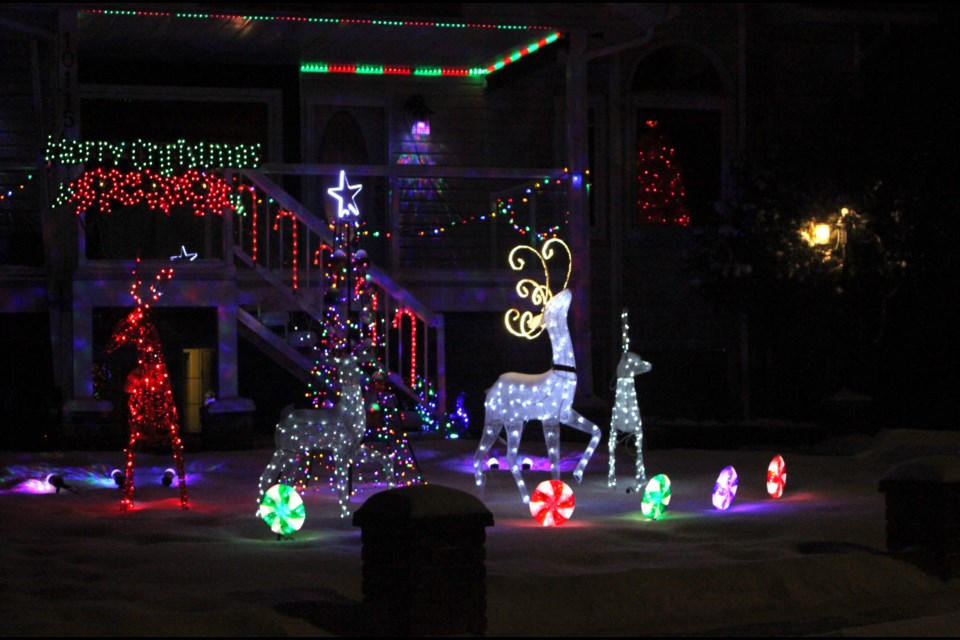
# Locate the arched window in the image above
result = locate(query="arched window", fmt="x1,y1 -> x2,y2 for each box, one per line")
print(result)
631,45 -> 728,225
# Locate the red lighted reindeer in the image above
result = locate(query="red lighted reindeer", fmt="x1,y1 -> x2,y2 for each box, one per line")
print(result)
107,261 -> 188,511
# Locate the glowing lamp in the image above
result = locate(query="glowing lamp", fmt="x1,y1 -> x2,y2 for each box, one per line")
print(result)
259,484 -> 306,536
412,120 -> 430,137
767,455 -> 787,499
712,466 -> 738,510
487,458 -> 499,470
813,223 -> 832,245
521,457 -> 533,471
641,474 -> 671,519
529,479 -> 575,526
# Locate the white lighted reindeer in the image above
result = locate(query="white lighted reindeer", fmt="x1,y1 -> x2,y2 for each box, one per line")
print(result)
257,348 -> 395,518
607,308 -> 652,490
473,238 -> 603,503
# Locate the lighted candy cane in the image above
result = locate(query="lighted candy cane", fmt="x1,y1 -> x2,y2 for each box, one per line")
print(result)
473,238 -> 603,504
392,308 -> 418,388
273,209 -> 298,289
235,183 -> 259,262
767,455 -> 787,499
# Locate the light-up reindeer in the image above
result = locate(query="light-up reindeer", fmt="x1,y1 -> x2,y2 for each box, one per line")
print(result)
473,238 -> 603,503
106,263 -> 188,511
607,308 -> 652,491
257,347 -> 395,518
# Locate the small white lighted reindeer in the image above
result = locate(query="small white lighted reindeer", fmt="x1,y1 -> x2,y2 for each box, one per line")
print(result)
257,346 -> 394,518
473,238 -> 603,503
607,308 -> 652,490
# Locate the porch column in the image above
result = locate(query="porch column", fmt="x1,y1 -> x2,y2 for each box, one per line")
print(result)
565,28 -> 593,395
217,302 -> 240,398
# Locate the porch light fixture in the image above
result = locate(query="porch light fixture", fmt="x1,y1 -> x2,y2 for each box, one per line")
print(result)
404,95 -> 432,137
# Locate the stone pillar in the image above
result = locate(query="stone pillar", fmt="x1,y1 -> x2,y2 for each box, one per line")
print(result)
879,455 -> 960,579
353,484 -> 495,636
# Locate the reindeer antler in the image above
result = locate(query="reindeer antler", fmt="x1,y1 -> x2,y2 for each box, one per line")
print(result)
130,257 -> 175,309
504,238 -> 572,339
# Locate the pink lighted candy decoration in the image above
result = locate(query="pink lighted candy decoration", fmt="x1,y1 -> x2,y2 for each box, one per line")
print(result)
767,455 -> 787,499
529,479 -> 575,526
712,465 -> 738,510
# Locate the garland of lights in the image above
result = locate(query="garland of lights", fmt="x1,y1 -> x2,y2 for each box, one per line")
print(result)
107,259 -> 189,511
45,137 -> 261,174
0,173 -> 33,204
473,238 -> 602,504
62,168 -> 232,217
417,176 -> 570,241
607,308 -> 652,490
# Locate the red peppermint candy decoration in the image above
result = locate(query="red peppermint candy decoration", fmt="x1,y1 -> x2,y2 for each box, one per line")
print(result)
529,479 -> 575,526
766,454 -> 787,499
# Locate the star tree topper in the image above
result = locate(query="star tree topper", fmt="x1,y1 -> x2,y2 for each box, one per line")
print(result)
327,170 -> 363,219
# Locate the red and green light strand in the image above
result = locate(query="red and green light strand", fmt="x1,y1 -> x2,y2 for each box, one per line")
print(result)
81,8 -> 554,31
300,32 -> 563,77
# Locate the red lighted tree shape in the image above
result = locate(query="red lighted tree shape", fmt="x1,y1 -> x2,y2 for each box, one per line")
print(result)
636,120 -> 690,226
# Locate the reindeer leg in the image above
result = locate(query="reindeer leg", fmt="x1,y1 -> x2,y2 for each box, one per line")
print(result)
335,452 -> 351,518
385,453 -> 396,489
257,449 -> 287,514
121,432 -> 137,512
171,435 -> 188,510
607,421 -> 618,488
543,421 -> 561,481
505,424 -> 530,503
568,410 -> 602,483
634,424 -> 647,490
473,422 -> 501,489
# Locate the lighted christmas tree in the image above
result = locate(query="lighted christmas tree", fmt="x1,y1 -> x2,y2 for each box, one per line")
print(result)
636,119 -> 691,226
299,171 -> 422,491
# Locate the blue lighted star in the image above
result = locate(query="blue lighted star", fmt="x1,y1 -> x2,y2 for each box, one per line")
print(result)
327,170 -> 363,219
170,245 -> 198,262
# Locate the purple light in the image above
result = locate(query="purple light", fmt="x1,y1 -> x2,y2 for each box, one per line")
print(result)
712,465 -> 738,510
412,120 -> 430,136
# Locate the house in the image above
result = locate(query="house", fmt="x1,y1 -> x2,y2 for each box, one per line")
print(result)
0,4 -> 950,447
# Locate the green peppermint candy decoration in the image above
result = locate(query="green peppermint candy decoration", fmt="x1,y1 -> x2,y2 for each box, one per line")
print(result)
641,473 -> 671,520
259,483 -> 306,535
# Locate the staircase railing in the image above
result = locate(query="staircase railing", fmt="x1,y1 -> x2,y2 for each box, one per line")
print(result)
226,169 -> 445,411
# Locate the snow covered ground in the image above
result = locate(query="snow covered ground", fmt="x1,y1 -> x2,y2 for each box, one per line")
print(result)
2,428 -> 960,636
